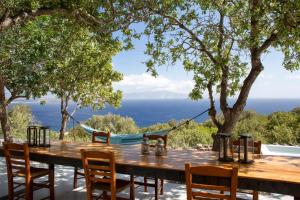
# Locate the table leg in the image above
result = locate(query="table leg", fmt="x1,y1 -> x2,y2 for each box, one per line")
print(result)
130,174 -> 135,200
155,177 -> 158,200
49,163 -> 55,200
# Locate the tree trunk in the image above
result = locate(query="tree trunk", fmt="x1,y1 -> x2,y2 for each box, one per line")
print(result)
211,112 -> 240,151
0,75 -> 10,141
59,96 -> 69,140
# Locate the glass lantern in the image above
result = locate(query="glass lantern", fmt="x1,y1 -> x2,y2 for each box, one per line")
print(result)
38,126 -> 51,147
141,137 -> 150,154
27,126 -> 38,146
155,138 -> 165,156
238,133 -> 254,163
218,133 -> 234,162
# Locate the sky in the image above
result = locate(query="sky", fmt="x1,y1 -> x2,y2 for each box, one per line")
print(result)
112,31 -> 300,99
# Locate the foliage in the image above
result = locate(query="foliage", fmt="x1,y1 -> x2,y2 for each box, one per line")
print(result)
265,112 -> 300,145
83,114 -> 139,134
4,108 -> 300,147
8,105 -> 32,140
28,15 -> 123,110
0,0 -> 138,140
232,110 -> 268,143
0,23 -> 51,101
1,15 -> 124,140
115,0 -> 300,139
141,120 -> 216,148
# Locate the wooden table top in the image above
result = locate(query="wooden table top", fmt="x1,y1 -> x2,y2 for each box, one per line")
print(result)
1,141 -> 300,185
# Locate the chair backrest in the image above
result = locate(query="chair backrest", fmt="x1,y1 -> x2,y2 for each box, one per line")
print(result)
185,163 -> 238,200
232,140 -> 261,154
3,143 -> 31,179
81,149 -> 116,199
143,133 -> 167,148
92,131 -> 110,144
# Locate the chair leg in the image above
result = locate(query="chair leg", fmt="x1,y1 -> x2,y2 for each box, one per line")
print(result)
73,167 -> 78,189
154,177 -> 159,200
49,164 -> 55,200
160,179 -> 164,195
25,179 -> 32,200
130,175 -> 135,200
8,176 -> 14,200
86,183 -> 93,200
253,190 -> 259,200
144,177 -> 148,192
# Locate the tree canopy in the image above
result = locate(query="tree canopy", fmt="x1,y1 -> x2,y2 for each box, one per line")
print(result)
116,0 -> 300,148
0,0 -> 137,140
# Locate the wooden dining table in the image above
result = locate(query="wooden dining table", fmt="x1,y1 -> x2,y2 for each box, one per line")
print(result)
1,141 -> 300,199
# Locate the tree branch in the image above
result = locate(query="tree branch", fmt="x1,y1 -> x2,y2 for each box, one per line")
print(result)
217,7 -> 225,58
7,95 -> 27,104
219,65 -> 229,113
207,81 -> 222,129
257,31 -> 278,55
232,0 -> 265,113
146,6 -> 218,65
0,7 -> 70,31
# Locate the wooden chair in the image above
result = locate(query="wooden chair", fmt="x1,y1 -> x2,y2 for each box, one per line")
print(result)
185,163 -> 238,200
73,131 -> 110,189
3,143 -> 55,200
81,149 -> 134,200
132,134 -> 167,200
232,140 -> 261,200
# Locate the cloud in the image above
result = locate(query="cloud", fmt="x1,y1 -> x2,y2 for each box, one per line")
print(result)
114,73 -> 194,97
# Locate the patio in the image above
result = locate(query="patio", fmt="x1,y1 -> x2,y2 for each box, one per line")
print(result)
0,157 -> 293,200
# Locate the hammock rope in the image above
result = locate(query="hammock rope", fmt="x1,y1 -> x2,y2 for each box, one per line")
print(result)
67,108 -> 210,145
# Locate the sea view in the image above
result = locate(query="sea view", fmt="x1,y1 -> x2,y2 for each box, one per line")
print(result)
10,98 -> 300,131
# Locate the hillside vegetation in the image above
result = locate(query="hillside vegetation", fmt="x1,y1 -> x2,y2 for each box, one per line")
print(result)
1,105 -> 300,148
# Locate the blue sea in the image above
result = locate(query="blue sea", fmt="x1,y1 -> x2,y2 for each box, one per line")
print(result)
10,99 -> 300,131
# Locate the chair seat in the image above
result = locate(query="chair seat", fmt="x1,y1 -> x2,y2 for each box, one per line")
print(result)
94,179 -> 131,192
13,167 -> 51,179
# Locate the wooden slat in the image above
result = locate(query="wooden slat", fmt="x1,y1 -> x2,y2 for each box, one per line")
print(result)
85,151 -> 112,160
191,183 -> 230,191
190,165 -> 232,177
11,159 -> 25,166
92,131 -> 110,144
90,170 -> 111,177
192,191 -> 230,199
87,164 -> 111,171
90,177 -> 111,183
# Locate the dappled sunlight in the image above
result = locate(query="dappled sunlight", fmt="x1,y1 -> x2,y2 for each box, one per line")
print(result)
0,156 -> 295,200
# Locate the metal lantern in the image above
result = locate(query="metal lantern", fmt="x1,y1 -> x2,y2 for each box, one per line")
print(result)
218,133 -> 234,162
141,137 -> 150,154
27,126 -> 38,146
38,126 -> 51,147
155,138 -> 165,156
238,133 -> 254,163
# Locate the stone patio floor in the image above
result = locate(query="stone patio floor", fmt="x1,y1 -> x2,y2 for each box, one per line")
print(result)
0,158 -> 293,199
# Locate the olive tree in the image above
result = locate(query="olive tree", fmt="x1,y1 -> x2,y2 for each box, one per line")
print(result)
0,0 -> 137,140
123,0 -> 300,149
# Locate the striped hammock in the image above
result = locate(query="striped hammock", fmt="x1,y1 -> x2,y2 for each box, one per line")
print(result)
80,124 -> 168,145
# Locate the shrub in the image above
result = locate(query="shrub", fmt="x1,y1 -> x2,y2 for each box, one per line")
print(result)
141,120 -> 216,148
233,110 -> 268,143
84,114 -> 139,134
8,105 -> 32,140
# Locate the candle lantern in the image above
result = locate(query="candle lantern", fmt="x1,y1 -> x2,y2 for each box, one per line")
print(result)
27,126 -> 38,146
238,133 -> 254,163
218,133 -> 234,162
38,126 -> 51,147
141,137 -> 150,154
155,138 -> 165,156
